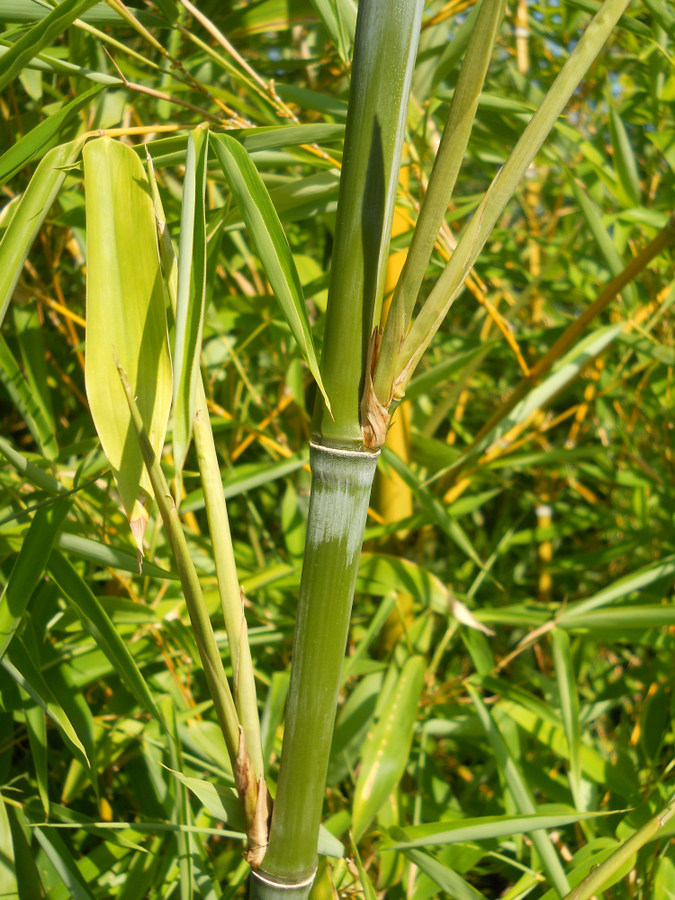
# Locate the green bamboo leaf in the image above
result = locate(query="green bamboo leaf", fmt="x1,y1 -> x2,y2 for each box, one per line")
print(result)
141,123 -> 344,169
181,451 -> 308,513
0,137 -> 85,328
83,136 -> 172,557
167,767 -> 344,858
559,554 -> 675,621
210,132 -> 330,413
385,810 -> 617,850
12,303 -> 55,443
560,606 -> 675,632
0,84 -> 102,187
56,533 -> 177,580
449,325 -> 624,476
351,839 -> 377,900
357,552 -> 450,613
393,0 -> 631,394
0,331 -> 57,459
172,124 -> 209,482
387,836 -> 488,899
0,794 -> 17,899
379,448 -> 494,577
466,684 -> 570,896
564,168 -> 637,303
2,643 -> 89,767
352,656 -> 425,840
608,106 -> 641,207
33,827 -> 97,900
561,796 -> 675,900
1,1 -> 164,26
167,769 -> 245,830
0,42 -> 120,88
551,629 -> 583,807
0,0 -> 101,92
222,170 -> 340,233
24,699 -> 49,816
0,498 -> 69,661
308,0 -> 357,64
48,551 -> 168,730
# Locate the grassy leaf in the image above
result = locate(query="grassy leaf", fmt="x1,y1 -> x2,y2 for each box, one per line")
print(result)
608,106 -> 641,207
172,124 -> 209,482
0,498 -> 69,660
83,136 -> 172,555
48,551 -> 168,730
210,132 -> 330,413
0,137 -> 85,328
352,656 -> 425,840
3,642 -> 89,767
33,826 -> 97,900
0,0 -> 101,92
0,331 -> 58,459
384,810 -> 619,849
0,84 -> 102,187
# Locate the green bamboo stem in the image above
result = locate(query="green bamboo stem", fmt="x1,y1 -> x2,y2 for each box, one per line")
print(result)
311,0 -> 424,449
192,382 -> 264,781
563,793 -> 675,900
117,361 -> 241,761
252,443 -> 379,897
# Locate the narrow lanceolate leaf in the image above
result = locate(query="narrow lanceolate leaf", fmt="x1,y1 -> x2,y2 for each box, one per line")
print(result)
551,629 -> 583,808
210,132 -> 330,413
352,656 -> 425,840
3,643 -> 89,767
0,332 -> 58,460
608,106 -> 641,207
389,0 -> 632,397
467,684 -> 570,896
48,552 -> 167,731
308,0 -> 357,64
0,794 -> 17,899
33,827 -> 97,900
0,137 -> 86,328
0,84 -> 102,187
172,124 -> 209,482
83,137 -> 172,557
0,498 -> 69,661
0,0 -> 101,92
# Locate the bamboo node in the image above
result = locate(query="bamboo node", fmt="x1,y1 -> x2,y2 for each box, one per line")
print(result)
250,869 -> 317,890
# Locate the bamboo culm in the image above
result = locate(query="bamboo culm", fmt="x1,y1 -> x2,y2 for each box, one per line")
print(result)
250,444 -> 379,898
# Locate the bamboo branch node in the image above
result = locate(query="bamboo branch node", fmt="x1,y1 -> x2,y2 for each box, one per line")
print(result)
250,870 -> 317,890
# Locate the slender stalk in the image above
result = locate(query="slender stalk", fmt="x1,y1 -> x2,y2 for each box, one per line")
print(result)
193,383 -> 268,864
384,0 -> 631,399
117,360 -> 270,857
117,361 -> 240,762
563,794 -> 675,900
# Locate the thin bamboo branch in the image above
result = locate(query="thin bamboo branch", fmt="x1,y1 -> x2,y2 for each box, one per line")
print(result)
388,0 -> 632,399
373,0 -> 506,408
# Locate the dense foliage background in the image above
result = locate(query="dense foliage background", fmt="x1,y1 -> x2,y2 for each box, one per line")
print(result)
0,0 -> 674,897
